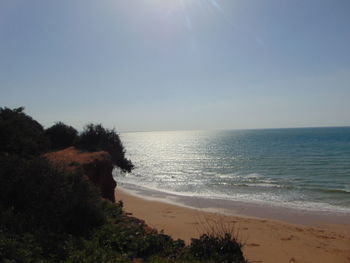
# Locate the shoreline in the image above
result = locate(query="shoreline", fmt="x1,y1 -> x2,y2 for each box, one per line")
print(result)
116,186 -> 350,263
118,183 -> 350,225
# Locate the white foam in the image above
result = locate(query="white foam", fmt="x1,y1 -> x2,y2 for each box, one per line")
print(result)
117,181 -> 350,214
245,173 -> 264,179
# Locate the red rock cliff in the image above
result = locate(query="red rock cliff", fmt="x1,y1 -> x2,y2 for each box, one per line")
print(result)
45,147 -> 116,202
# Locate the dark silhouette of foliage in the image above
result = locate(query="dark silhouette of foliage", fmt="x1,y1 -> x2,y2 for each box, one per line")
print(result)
0,155 -> 106,261
0,106 -> 248,263
0,155 -> 106,236
0,107 -> 49,156
76,124 -> 134,172
45,121 -> 78,150
0,233 -> 47,263
190,233 -> 247,263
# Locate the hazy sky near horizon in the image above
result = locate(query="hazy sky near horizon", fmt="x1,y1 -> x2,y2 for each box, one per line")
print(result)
1,0 -> 350,132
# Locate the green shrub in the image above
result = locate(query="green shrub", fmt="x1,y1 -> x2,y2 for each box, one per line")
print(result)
76,123 -> 133,172
45,122 -> 78,150
0,154 -> 107,261
65,235 -> 129,263
190,233 -> 247,263
0,233 -> 47,263
139,234 -> 186,260
65,219 -> 186,262
0,155 -> 106,236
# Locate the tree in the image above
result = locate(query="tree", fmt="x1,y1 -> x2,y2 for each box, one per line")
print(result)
76,124 -> 133,172
45,122 -> 78,150
0,107 -> 49,156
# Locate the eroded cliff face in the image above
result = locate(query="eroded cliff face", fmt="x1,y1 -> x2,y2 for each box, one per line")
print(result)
45,147 -> 116,202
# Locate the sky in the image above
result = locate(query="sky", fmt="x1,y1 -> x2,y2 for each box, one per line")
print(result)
1,0 -> 350,132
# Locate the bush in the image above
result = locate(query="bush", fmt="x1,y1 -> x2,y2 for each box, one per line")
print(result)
65,218 -> 186,262
0,155 -> 106,236
0,107 -> 49,156
0,233 -> 47,263
190,233 -> 247,263
76,124 -> 133,172
65,234 -> 129,263
0,154 -> 107,261
45,122 -> 78,150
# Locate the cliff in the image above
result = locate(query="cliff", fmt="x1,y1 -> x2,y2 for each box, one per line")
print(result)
45,147 -> 116,202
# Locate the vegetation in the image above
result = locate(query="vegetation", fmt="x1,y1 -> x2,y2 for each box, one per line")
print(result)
190,233 -> 246,263
75,123 -> 134,172
0,107 -> 248,263
0,155 -> 106,262
0,106 -> 133,171
0,107 -> 49,156
45,122 -> 78,150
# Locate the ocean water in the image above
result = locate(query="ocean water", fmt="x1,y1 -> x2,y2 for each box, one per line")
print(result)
116,127 -> 350,214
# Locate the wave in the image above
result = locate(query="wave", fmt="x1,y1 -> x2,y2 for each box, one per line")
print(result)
118,181 -> 350,214
244,173 -> 264,179
307,187 -> 350,194
115,169 -> 350,214
216,182 -> 289,189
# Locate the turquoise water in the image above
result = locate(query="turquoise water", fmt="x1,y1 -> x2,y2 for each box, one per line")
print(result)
117,127 -> 350,213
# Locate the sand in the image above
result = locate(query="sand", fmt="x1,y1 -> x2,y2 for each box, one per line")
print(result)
116,188 -> 350,263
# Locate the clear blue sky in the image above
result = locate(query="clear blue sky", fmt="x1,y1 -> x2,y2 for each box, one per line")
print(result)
1,0 -> 350,132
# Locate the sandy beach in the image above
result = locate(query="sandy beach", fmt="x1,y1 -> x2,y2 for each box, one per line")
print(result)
116,187 -> 350,263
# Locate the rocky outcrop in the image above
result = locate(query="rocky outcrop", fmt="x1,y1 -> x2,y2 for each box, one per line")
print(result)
45,147 -> 116,202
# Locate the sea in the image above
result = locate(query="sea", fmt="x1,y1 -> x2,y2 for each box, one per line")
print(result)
115,127 -> 350,216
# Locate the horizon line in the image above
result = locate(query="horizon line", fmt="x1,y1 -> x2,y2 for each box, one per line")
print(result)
120,125 -> 350,134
